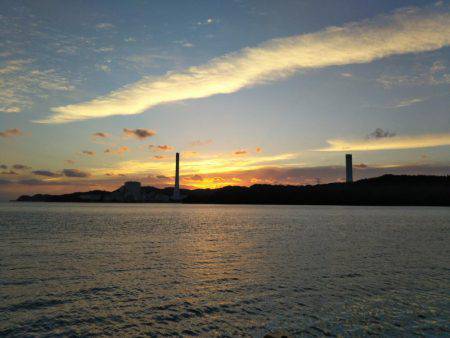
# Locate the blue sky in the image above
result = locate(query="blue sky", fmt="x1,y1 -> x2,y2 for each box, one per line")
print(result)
0,0 -> 449,199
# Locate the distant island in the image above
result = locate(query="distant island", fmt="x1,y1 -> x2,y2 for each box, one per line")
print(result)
16,175 -> 450,206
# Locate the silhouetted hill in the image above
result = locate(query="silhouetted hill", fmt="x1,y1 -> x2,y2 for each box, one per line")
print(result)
184,175 -> 450,205
16,175 -> 450,206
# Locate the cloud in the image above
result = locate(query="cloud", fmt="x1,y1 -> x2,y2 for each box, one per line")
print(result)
174,40 -> 194,48
1,62 -> 75,114
255,147 -> 262,153
18,179 -> 61,186
62,169 -> 90,178
431,60 -> 446,73
197,18 -> 215,26
367,128 -> 396,139
234,149 -> 247,156
123,128 -> 156,140
12,164 -> 31,170
0,59 -> 32,75
93,152 -> 298,178
393,97 -> 427,108
0,165 -> 7,169
148,144 -> 174,151
39,6 -> 450,123
96,64 -> 111,72
105,172 -> 126,178
190,139 -> 213,147
66,159 -> 75,164
1,170 -> 18,175
156,175 -> 169,179
0,177 -> 93,189
96,23 -> 115,30
0,128 -> 23,138
318,133 -> 450,151
377,60 -> 450,88
32,170 -> 61,177
104,146 -> 129,155
92,132 -> 110,138
82,150 -> 95,156
1,107 -> 21,113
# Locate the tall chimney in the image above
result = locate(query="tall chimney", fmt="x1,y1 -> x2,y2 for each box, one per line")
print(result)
173,152 -> 180,200
346,154 -> 353,183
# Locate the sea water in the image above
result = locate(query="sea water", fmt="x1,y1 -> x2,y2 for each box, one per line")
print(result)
0,203 -> 449,336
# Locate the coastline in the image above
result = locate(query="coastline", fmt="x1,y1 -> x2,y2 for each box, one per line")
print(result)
15,174 -> 450,206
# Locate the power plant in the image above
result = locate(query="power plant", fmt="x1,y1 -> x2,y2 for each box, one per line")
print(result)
172,152 -> 181,201
346,154 -> 353,183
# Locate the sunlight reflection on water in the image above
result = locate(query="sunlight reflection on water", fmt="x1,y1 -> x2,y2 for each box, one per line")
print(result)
0,203 -> 449,336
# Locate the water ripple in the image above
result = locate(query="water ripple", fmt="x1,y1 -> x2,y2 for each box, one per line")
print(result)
0,203 -> 449,336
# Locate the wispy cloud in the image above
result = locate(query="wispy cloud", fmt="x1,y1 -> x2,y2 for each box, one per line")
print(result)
104,146 -> 129,155
1,170 -> 18,175
32,169 -> 90,178
39,6 -> 450,123
12,164 -> 31,170
318,133 -> 450,152
190,139 -> 213,147
0,59 -> 32,75
197,18 -> 215,26
234,149 -> 248,156
123,128 -> 156,140
367,128 -> 396,139
0,62 -> 75,113
82,150 -> 95,156
377,60 -> 450,88
149,145 -> 174,151
62,169 -> 90,178
392,97 -> 428,108
92,132 -> 110,138
33,170 -> 61,178
174,40 -> 194,48
96,64 -> 111,72
0,128 -> 23,138
95,22 -> 115,30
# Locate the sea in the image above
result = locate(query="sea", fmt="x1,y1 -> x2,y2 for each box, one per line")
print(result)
0,203 -> 449,337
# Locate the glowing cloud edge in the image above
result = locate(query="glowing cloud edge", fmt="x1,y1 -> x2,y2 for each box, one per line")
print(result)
316,133 -> 450,152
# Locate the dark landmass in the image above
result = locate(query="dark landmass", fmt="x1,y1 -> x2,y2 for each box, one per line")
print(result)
16,175 -> 450,206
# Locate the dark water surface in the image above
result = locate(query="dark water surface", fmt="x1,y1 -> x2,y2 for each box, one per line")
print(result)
0,203 -> 449,336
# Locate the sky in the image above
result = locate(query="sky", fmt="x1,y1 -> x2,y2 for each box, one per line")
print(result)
0,0 -> 449,200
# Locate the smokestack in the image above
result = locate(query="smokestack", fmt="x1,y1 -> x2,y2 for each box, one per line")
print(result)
346,154 -> 353,183
173,152 -> 180,200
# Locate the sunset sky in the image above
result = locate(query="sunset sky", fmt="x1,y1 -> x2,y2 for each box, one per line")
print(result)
1,0 -> 449,200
